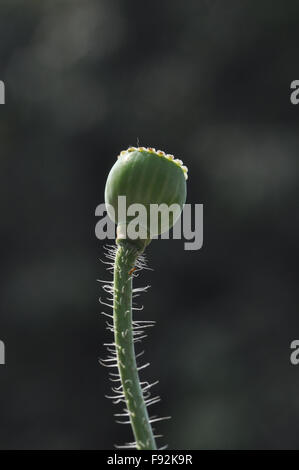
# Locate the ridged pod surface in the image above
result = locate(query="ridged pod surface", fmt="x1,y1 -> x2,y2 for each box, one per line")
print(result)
105,147 -> 188,251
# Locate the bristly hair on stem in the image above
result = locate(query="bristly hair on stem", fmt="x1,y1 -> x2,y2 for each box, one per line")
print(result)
99,243 -> 170,450
101,146 -> 188,450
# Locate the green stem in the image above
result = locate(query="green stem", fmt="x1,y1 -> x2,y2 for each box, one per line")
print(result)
113,241 -> 156,450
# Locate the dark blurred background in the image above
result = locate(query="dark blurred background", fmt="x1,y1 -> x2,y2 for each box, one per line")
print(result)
0,0 -> 299,450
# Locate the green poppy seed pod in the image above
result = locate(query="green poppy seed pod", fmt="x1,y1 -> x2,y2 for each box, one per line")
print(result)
105,147 -> 188,252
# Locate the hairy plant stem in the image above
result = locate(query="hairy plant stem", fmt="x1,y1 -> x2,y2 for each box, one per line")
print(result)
113,241 -> 156,450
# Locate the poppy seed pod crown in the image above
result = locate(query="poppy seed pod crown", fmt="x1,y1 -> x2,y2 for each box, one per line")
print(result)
105,147 -> 188,251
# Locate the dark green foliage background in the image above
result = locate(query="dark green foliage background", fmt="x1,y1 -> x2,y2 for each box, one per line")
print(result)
0,0 -> 298,449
